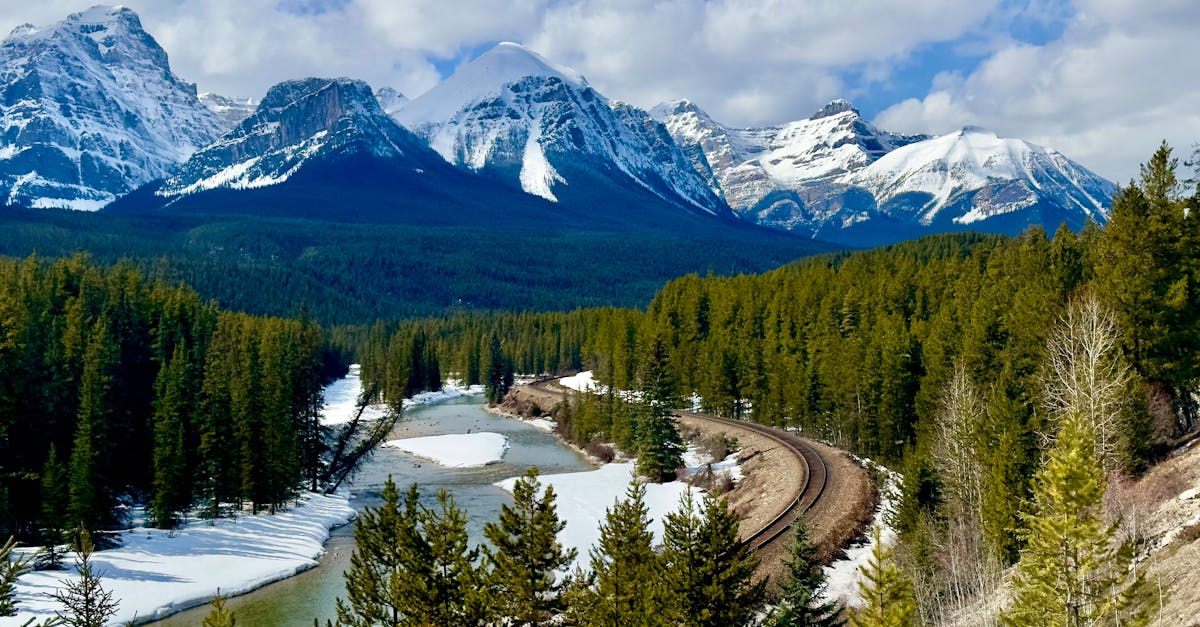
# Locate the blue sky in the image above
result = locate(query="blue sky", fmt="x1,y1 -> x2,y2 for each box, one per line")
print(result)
1,0 -> 1196,180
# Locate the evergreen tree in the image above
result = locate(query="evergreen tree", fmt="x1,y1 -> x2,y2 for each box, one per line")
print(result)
335,478 -> 428,627
420,489 -> 485,625
1,535 -> 34,617
849,527 -> 916,627
580,482 -> 666,626
1001,414 -> 1153,626
151,343 -> 190,528
485,333 -> 509,404
635,410 -> 684,483
52,528 -> 118,627
202,594 -> 237,627
765,519 -> 844,627
68,321 -> 117,532
483,467 -> 576,626
39,445 -> 69,570
661,490 -> 765,627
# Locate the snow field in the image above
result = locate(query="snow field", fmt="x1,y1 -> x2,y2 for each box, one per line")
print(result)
820,457 -> 901,607
384,432 -> 510,468
2,491 -> 355,626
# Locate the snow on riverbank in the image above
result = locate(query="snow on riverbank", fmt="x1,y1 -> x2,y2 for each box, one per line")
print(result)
822,458 -> 901,607
384,432 -> 510,468
496,463 -> 693,569
2,491 -> 355,626
322,365 -> 484,426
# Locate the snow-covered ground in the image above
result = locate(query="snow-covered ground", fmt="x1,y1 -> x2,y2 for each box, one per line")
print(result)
679,445 -> 744,483
821,458 -> 901,607
494,446 -> 742,570
384,432 -> 510,468
558,370 -> 600,392
322,365 -> 485,426
1,492 -> 355,626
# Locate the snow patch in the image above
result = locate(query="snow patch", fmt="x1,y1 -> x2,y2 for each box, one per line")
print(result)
821,458 -> 901,607
559,371 -> 599,392
384,432 -> 510,468
2,491 -> 355,626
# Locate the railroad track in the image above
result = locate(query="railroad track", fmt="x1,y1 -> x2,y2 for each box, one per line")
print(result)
673,410 -> 829,551
527,380 -> 830,554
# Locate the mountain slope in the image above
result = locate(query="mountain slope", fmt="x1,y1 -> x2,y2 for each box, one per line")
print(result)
655,98 -> 1114,244
0,6 -> 221,210
394,42 -> 731,219
199,92 -> 256,131
843,126 -> 1114,228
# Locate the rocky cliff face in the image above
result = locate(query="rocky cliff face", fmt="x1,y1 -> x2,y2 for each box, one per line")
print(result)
395,42 -> 731,219
159,77 -> 440,197
0,6 -> 222,209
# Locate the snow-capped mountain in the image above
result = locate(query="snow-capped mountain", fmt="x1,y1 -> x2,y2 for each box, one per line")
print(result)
199,92 -> 257,131
843,126 -> 1114,227
654,98 -> 1114,243
159,77 -> 443,197
374,87 -> 409,117
0,6 -> 222,210
394,42 -> 730,218
652,98 -> 927,229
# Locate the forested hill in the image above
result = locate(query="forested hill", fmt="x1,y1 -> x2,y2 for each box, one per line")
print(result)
0,204 -> 836,324
0,255 -> 341,543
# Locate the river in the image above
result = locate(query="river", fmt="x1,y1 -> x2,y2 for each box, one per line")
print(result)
150,393 -> 592,626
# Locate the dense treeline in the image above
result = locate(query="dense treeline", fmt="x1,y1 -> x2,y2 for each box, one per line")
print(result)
333,470 -> 764,627
0,254 -> 333,546
0,208 -> 831,325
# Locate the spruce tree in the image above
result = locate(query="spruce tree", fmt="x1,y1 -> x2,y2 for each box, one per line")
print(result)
765,519 -> 844,627
202,594 -> 237,627
53,528 -> 118,627
151,343 -> 190,528
39,445 -> 69,570
635,411 -> 684,483
483,467 -> 576,625
661,490 -> 765,627
1,535 -> 34,617
849,527 -> 915,627
68,321 -> 117,533
1001,414 -> 1153,626
581,482 -> 666,626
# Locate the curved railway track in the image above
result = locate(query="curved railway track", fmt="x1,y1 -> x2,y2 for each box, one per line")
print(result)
528,380 -> 832,555
673,410 -> 829,551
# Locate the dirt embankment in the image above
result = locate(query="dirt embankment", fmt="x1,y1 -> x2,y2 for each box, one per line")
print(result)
500,382 -> 877,585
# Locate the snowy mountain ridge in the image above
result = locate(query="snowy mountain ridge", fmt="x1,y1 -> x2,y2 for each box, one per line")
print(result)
394,42 -> 729,216
653,97 -> 1114,242
159,77 -> 436,198
199,92 -> 257,131
0,5 -> 222,210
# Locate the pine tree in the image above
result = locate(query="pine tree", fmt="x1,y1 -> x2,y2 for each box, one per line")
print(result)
580,482 -> 666,626
335,478 -> 428,627
483,467 -> 576,625
661,490 -> 765,627
849,527 -> 915,627
1,535 -> 34,617
765,519 -> 844,627
202,594 -> 237,627
420,489 -> 485,625
1001,414 -> 1154,626
53,528 -> 118,627
635,410 -> 684,483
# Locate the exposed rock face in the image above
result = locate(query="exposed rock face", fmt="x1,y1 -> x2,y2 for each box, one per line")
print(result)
394,42 -> 731,218
199,92 -> 257,131
654,98 -> 1114,243
159,77 -> 440,197
0,5 -> 222,210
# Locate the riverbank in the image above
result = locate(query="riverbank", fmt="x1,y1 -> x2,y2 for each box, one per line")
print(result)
2,491 -> 355,626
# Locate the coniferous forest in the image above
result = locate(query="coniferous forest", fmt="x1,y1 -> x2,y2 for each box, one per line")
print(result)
0,254 -> 337,546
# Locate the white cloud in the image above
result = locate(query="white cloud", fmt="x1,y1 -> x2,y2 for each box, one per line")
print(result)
875,0 -> 1200,181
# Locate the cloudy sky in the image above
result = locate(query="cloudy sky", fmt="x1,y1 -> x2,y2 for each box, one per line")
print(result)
2,0 -> 1197,181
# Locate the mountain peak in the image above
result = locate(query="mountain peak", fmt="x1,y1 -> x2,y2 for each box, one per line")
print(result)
649,98 -> 712,122
810,99 -> 860,120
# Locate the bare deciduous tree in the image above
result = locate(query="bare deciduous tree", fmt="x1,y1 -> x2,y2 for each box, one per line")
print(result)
1043,291 -> 1133,472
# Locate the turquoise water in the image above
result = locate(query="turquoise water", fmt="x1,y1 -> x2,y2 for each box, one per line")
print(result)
150,395 -> 590,626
